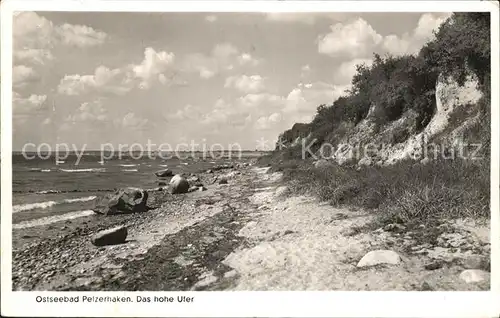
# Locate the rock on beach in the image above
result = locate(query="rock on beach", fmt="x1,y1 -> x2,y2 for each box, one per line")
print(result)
155,169 -> 173,177
169,174 -> 190,194
357,250 -> 402,268
92,188 -> 149,215
91,226 -> 128,246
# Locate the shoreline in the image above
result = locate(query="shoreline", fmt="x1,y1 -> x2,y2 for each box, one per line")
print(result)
12,164 -> 490,291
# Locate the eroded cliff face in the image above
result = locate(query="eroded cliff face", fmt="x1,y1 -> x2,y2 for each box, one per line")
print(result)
314,73 -> 483,166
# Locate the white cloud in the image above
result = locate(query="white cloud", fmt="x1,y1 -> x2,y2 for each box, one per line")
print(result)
318,13 -> 451,60
13,92 -> 47,114
334,58 -> 373,85
382,13 -> 451,55
131,47 -> 175,89
13,12 -> 107,66
58,65 -> 132,96
55,23 -> 107,48
200,68 -> 216,79
118,112 -> 149,130
183,43 -> 241,79
205,15 -> 217,22
14,49 -> 54,65
224,75 -> 266,93
13,65 -> 39,87
58,47 -> 175,96
255,112 -> 283,130
282,81 -> 349,124
318,18 -> 383,59
67,99 -> 108,123
237,53 -> 260,66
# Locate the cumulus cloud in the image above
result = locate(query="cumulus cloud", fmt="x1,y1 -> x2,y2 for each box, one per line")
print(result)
55,23 -> 107,48
237,53 -> 260,66
67,99 -> 109,123
57,65 -> 132,96
254,112 -> 283,130
13,12 -> 107,66
183,43 -> 261,79
131,47 -> 175,89
13,65 -> 40,87
224,75 -> 266,93
319,13 -> 451,59
334,58 -> 373,85
58,47 -> 175,95
318,18 -> 383,59
117,112 -> 150,131
382,13 -> 451,55
13,92 -> 47,114
281,81 -> 349,125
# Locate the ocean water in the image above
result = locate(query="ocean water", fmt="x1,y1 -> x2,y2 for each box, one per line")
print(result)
12,151 -> 262,229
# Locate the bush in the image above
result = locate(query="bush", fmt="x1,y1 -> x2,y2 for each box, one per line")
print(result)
282,158 -> 489,226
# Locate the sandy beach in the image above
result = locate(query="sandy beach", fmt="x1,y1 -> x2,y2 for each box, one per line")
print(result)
12,163 -> 490,291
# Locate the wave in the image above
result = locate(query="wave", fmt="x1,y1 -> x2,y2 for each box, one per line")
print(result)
118,164 -> 137,167
56,160 -> 65,164
13,210 -> 95,229
159,164 -> 169,167
36,190 -> 61,194
59,168 -> 106,173
13,201 -> 57,213
42,169 -> 51,172
13,196 -> 97,213
121,169 -> 138,172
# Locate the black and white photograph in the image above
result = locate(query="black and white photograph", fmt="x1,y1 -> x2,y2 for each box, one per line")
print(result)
1,0 -> 498,316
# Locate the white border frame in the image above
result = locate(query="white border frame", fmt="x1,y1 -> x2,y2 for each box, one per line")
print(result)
1,1 -> 499,317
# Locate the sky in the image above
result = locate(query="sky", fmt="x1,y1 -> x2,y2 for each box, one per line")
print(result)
12,11 -> 451,151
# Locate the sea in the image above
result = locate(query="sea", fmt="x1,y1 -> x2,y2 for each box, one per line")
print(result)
11,151 -> 265,230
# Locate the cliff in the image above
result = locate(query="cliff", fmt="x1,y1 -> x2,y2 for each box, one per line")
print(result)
273,13 -> 490,166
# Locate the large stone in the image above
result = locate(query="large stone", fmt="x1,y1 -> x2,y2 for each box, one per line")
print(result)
357,250 -> 402,268
169,174 -> 190,194
92,188 -> 148,215
154,169 -> 173,177
91,226 -> 128,246
459,269 -> 490,283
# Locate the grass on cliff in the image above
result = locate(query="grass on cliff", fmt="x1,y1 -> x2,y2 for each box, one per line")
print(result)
269,158 -> 490,228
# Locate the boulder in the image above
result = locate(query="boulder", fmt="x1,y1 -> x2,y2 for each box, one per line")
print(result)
91,226 -> 128,246
158,181 -> 167,186
459,269 -> 489,283
155,169 -> 173,177
169,174 -> 190,194
92,188 -> 148,215
357,250 -> 402,268
199,186 -> 207,191
218,177 -> 228,185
